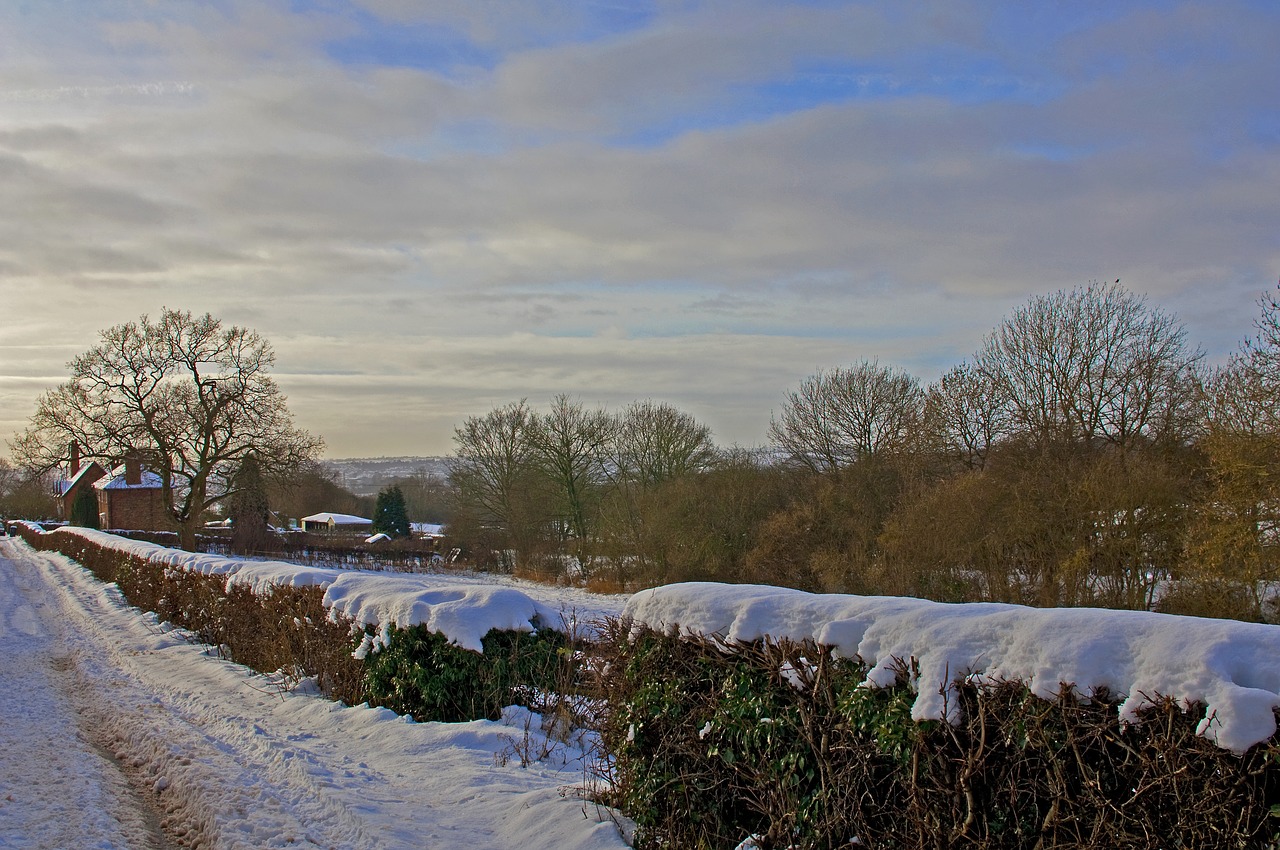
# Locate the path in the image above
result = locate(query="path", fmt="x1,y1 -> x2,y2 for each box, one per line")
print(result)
0,538 -> 629,849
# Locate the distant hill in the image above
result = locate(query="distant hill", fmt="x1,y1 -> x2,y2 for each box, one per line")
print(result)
321,456 -> 451,496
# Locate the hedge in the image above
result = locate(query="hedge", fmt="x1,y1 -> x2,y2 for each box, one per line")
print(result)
594,623 -> 1280,850
14,524 -> 1280,848
9,524 -> 568,723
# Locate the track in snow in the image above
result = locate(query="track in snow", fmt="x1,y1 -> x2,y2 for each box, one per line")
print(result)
0,538 -> 629,850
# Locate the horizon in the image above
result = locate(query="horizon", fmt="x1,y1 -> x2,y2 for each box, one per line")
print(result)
2,1 -> 1277,457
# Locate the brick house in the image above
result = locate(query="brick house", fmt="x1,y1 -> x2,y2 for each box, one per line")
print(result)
93,457 -> 174,532
56,442 -> 108,522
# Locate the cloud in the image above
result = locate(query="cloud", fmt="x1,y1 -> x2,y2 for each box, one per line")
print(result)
1,1 -> 1277,456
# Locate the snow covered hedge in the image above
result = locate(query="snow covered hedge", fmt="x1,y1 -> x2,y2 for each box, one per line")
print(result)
597,625 -> 1280,849
599,583 -> 1280,849
11,525 -> 585,720
624,582 -> 1280,753
16,526 -> 1280,846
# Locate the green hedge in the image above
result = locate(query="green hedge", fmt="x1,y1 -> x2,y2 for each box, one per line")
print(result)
363,625 -> 570,722
596,623 -> 1280,850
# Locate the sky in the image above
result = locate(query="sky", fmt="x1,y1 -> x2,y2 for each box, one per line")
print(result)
1,1 -> 1277,458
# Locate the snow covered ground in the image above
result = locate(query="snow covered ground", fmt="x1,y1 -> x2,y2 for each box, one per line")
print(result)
0,537 -> 632,850
12,522 -> 1280,847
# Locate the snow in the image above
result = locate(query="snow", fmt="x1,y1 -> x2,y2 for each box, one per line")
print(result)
47,527 -> 624,650
624,581 -> 1280,753
21,520 -> 1280,848
327,576 -> 568,653
0,537 -> 631,849
57,461 -> 106,494
93,464 -> 165,490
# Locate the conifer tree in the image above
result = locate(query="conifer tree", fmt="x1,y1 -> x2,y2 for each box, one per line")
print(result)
229,454 -> 272,554
374,485 -> 411,538
70,487 -> 100,529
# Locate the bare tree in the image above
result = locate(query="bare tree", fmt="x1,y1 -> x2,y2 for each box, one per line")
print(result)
531,394 -> 616,553
448,400 -> 550,568
923,361 -> 1005,470
595,401 -> 719,585
450,400 -> 538,527
11,309 -> 322,548
975,282 -> 1202,450
1182,287 -> 1280,615
769,359 -> 924,473
610,400 -> 717,488
1209,286 -> 1280,436
0,458 -> 19,505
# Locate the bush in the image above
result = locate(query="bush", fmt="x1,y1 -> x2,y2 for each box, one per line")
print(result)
596,624 -> 1280,850
362,625 -> 570,722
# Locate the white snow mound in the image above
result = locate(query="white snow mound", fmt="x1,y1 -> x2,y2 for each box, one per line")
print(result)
324,574 -> 563,653
624,582 -> 1280,753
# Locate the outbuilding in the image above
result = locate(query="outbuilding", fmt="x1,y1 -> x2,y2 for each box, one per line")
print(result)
300,512 -> 373,533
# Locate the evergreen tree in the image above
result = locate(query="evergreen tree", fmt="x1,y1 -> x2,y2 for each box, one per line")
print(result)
229,455 -> 272,554
70,487 -> 100,528
374,485 -> 411,538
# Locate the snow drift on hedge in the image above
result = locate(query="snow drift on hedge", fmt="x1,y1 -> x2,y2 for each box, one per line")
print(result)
325,575 -> 566,654
54,527 -> 346,594
624,582 -> 1280,753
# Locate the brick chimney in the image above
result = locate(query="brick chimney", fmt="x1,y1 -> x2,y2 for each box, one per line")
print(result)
124,455 -> 141,486
69,441 -> 80,475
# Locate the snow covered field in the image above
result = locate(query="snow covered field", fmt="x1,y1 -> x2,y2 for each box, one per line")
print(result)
0,537 -> 632,850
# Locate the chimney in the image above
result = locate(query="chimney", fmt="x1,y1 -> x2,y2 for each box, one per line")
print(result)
69,441 -> 80,475
125,455 -> 141,486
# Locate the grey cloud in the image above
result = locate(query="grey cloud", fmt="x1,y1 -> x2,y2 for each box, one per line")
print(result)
0,125 -> 86,151
2,1 -> 1277,458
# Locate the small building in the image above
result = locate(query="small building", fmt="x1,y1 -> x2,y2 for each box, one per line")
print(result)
94,457 -> 173,532
300,512 -> 373,533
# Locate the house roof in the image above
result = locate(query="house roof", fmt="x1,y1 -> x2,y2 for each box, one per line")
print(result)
300,512 -> 372,525
56,461 -> 108,496
93,464 -> 166,490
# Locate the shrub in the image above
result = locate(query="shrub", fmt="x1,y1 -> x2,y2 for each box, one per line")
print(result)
595,624 -> 1280,850
362,625 -> 569,722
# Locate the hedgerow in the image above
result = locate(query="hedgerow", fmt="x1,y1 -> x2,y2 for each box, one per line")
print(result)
13,523 -> 1280,847
594,623 -> 1280,850
362,625 -> 569,722
12,523 -> 578,723
14,522 -> 368,703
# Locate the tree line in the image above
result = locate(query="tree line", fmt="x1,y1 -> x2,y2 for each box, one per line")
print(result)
447,281 -> 1280,620
6,285 -> 1279,620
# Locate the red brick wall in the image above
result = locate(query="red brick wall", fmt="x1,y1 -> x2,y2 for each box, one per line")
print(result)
99,488 -> 174,531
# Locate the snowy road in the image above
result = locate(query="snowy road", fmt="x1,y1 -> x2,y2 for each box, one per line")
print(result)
0,538 -> 631,850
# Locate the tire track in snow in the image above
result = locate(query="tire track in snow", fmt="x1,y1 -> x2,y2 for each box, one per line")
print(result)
0,543 -> 170,850
1,540 -> 378,849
